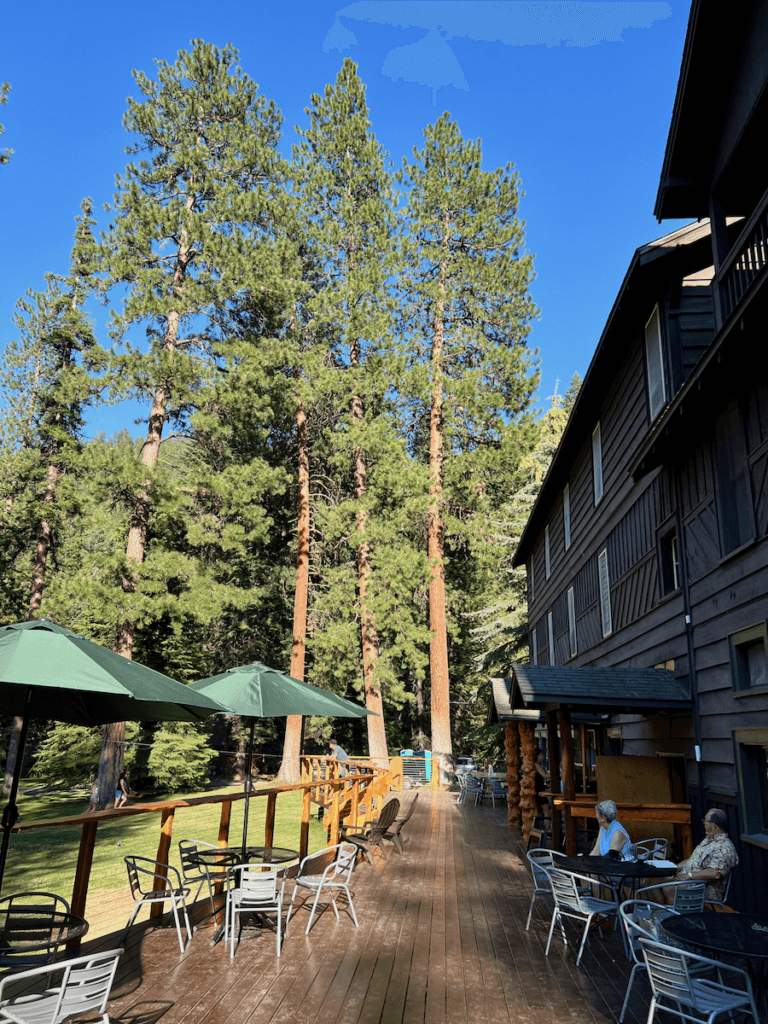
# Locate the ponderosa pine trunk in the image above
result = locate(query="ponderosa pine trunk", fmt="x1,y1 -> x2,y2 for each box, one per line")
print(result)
279,399 -> 310,783
350,338 -> 389,765
428,255 -> 453,787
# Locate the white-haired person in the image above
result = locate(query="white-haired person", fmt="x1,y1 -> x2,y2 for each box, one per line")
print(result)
589,799 -> 630,857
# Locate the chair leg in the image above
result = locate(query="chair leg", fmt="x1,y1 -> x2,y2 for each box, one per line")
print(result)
619,963 -> 642,1023
328,888 -> 340,919
120,901 -> 142,947
169,897 -> 185,954
545,909 -> 559,956
276,903 -> 282,957
286,884 -> 300,926
342,884 -> 358,927
575,917 -> 592,967
525,891 -> 538,931
306,886 -> 324,935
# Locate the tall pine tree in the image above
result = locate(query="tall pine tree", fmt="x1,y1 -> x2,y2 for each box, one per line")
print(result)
399,114 -> 539,784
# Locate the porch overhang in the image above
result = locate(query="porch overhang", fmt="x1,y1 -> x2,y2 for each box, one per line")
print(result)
492,666 -> 691,719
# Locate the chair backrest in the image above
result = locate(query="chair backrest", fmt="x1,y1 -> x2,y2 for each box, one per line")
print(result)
639,938 -> 705,1011
619,899 -> 675,966
327,843 -> 358,882
635,837 -> 669,861
546,868 -> 587,913
178,839 -> 217,881
398,794 -> 419,824
125,856 -> 178,899
0,949 -> 122,1024
368,798 -> 400,838
465,776 -> 483,793
233,865 -> 280,903
673,882 -> 706,913
0,892 -> 70,915
527,849 -> 555,888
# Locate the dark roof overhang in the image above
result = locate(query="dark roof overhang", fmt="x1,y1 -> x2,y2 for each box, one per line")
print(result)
654,0 -> 767,221
512,220 -> 715,569
492,666 -> 691,720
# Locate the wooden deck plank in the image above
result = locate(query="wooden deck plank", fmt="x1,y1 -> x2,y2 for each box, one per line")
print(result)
40,790 -> 672,1024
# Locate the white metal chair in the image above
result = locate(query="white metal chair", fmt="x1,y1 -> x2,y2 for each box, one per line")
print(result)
225,864 -> 285,959
455,774 -> 467,803
0,948 -> 122,1024
286,843 -> 358,935
178,839 -> 220,924
636,880 -> 706,913
544,867 -> 622,966
633,837 -> 669,861
705,871 -> 733,910
122,856 -> 192,954
0,893 -> 72,972
639,937 -> 760,1024
462,776 -> 484,806
525,849 -> 581,930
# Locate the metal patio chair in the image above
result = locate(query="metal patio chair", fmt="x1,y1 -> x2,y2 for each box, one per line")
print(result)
225,864 -> 285,959
0,893 -> 72,972
636,879 -> 706,913
639,937 -> 759,1024
286,843 -> 359,935
525,849 -> 583,930
634,837 -> 669,861
544,866 -> 622,966
0,948 -> 122,1024
122,856 -> 192,954
178,839 -> 220,925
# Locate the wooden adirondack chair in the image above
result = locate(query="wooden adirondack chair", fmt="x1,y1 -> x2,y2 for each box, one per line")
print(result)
341,798 -> 401,865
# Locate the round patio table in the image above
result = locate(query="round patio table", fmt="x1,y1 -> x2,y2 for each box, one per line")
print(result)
0,909 -> 89,967
556,855 -> 677,884
659,911 -> 768,1004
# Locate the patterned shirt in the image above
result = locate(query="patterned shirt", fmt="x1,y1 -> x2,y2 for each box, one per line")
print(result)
688,833 -> 738,901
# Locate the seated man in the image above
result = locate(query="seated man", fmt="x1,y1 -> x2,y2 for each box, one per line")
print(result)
661,807 -> 738,905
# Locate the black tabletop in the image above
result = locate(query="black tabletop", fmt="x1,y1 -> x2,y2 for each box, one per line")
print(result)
189,846 -> 299,869
0,909 -> 89,955
556,856 -> 678,880
660,912 -> 768,960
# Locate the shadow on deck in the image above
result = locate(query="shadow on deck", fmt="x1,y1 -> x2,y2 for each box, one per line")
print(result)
83,791 -> 648,1024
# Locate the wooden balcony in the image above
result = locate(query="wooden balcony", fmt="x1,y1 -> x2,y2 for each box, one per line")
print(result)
717,183 -> 768,323
63,790 -> 653,1024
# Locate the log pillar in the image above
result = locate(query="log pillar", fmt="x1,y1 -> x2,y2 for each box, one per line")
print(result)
558,704 -> 577,855
505,722 -> 521,826
519,722 -> 538,841
545,707 -> 562,850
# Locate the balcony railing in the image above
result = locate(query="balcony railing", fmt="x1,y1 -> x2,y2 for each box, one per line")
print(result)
717,183 -> 768,322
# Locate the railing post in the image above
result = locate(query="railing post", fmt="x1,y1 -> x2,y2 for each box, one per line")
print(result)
558,704 -> 577,855
68,819 -> 98,950
217,799 -> 232,849
150,807 -> 175,918
328,782 -> 341,847
300,786 -> 312,860
350,779 -> 360,830
264,790 -> 277,850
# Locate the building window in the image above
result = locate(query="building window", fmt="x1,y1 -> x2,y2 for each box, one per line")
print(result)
714,400 -> 754,555
567,586 -> 577,657
645,304 -> 666,421
592,422 -> 603,504
548,611 -> 554,666
735,730 -> 768,841
659,531 -> 679,594
532,628 -> 538,666
598,548 -> 612,637
529,559 -> 535,603
729,622 -> 768,692
563,484 -> 571,550
545,525 -> 551,578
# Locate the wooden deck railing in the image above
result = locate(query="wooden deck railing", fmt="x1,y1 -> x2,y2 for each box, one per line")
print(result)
552,798 -> 694,858
717,182 -> 768,323
9,759 -> 402,948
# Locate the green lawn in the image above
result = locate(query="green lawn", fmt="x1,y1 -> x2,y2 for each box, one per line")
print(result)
2,782 -> 329,899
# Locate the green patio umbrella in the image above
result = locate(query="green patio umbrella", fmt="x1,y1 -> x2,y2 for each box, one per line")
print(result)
0,619 -> 227,892
189,662 -> 375,859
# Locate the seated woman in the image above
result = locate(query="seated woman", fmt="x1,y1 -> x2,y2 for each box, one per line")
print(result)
660,807 -> 738,905
589,799 -> 630,857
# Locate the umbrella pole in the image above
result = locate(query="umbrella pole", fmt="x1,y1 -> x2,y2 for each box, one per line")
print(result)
241,719 -> 256,862
0,689 -> 32,895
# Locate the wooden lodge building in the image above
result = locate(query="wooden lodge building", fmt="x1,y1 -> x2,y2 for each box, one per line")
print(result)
497,0 -> 768,913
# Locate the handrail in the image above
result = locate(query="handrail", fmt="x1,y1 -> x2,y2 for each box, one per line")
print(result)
7,764 -> 401,947
716,182 -> 768,321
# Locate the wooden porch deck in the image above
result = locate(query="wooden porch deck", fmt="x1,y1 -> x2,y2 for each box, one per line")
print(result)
88,791 -> 647,1024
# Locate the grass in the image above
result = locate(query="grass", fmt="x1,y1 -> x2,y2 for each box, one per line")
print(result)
2,780 -> 330,900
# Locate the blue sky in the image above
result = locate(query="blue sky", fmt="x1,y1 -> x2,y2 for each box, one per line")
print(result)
0,1 -> 691,437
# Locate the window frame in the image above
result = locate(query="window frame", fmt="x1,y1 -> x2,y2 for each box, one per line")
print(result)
729,621 -> 768,694
598,548 -> 612,638
545,524 -> 551,579
563,483 -> 571,550
547,610 -> 554,666
592,422 -> 603,505
713,399 -> 755,556
658,529 -> 680,596
532,627 -> 538,666
734,728 -> 768,847
645,303 -> 667,421
567,586 -> 577,658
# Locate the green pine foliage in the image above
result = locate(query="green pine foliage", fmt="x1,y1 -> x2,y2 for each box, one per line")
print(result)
147,722 -> 212,792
